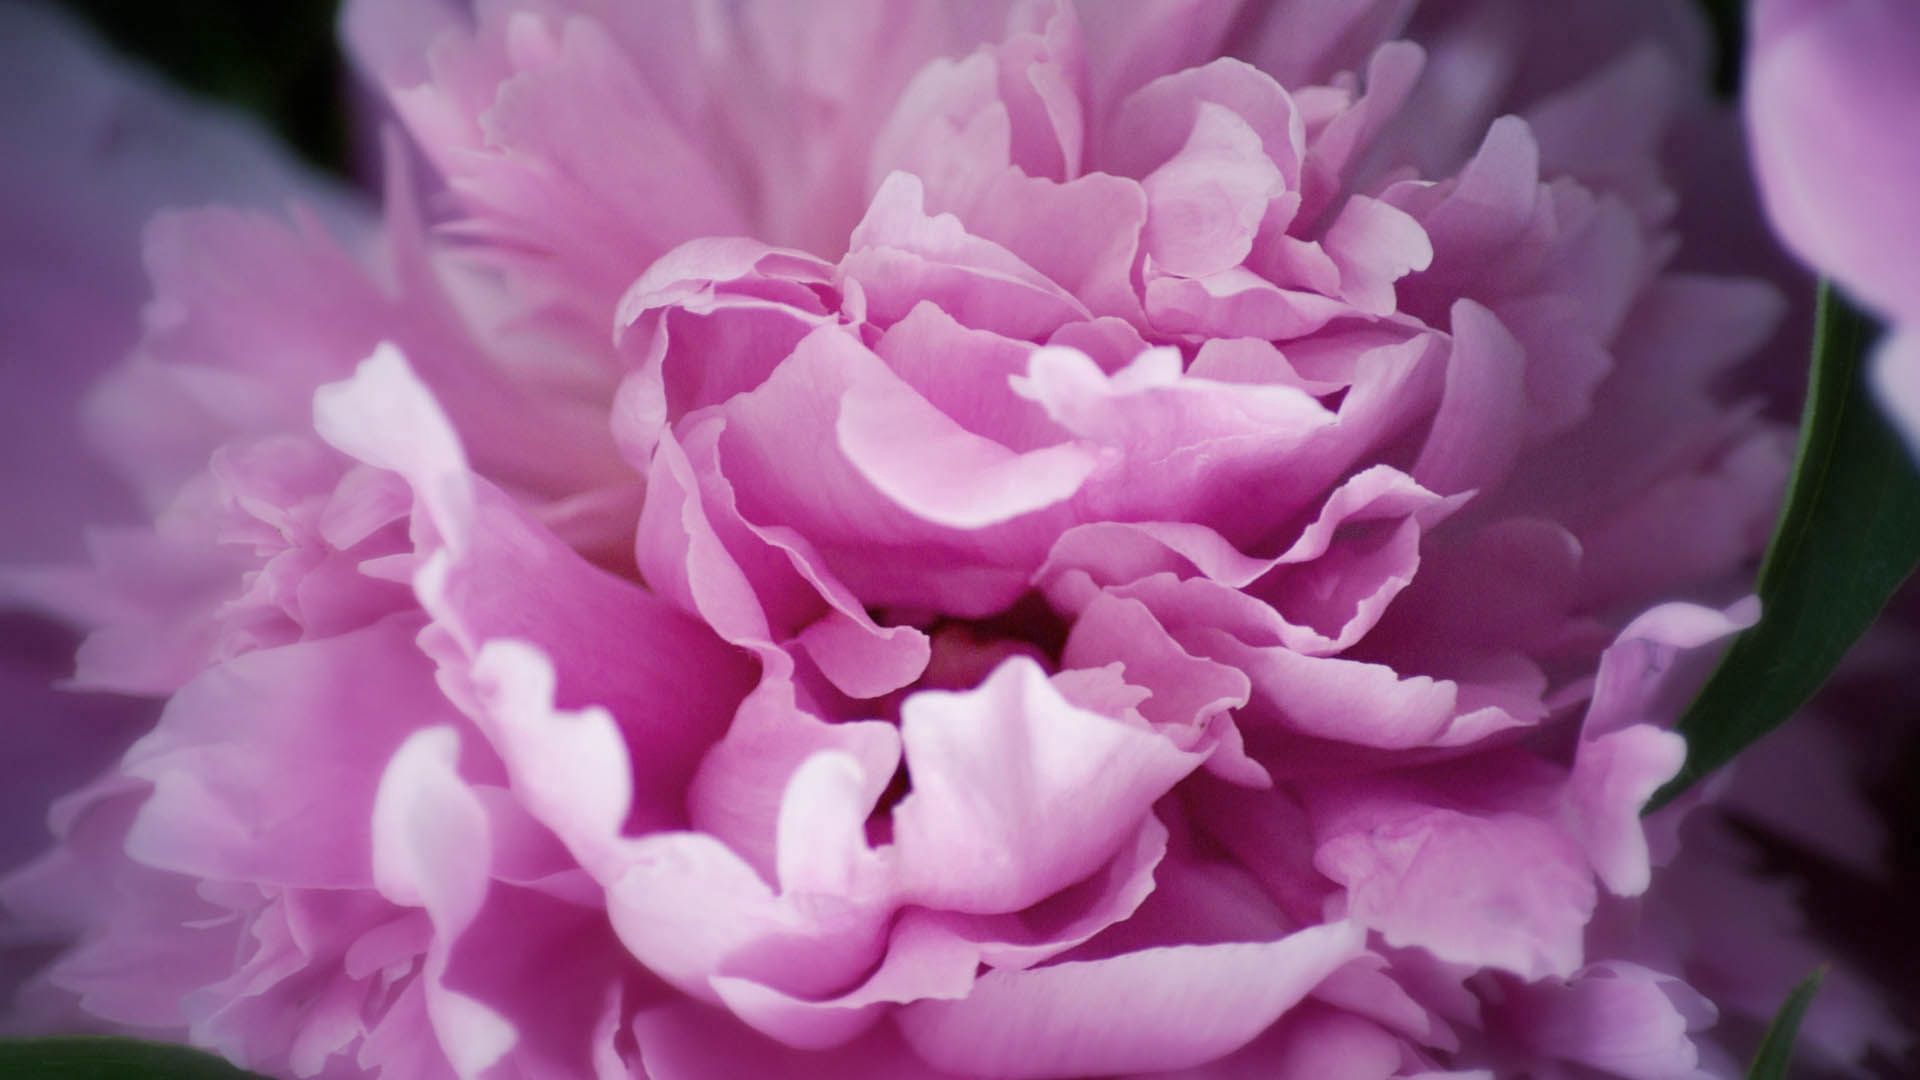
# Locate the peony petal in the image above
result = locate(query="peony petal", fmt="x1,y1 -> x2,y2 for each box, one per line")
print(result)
633,1001 -> 960,1080
892,657 -> 1201,913
896,922 -> 1364,1078
837,360 -> 1098,528
1309,790 -> 1595,980
1493,961 -> 1713,1080
843,172 -> 1092,339
1412,300 -> 1528,497
1747,0 -> 1920,325
371,727 -> 517,1080
1140,103 -> 1286,278
1321,194 -> 1433,316
318,348 -> 757,834
1105,58 -> 1306,188
0,4 -> 342,564
1567,725 -> 1684,898
1149,1002 -> 1408,1080
122,617 -> 456,889
709,913 -> 980,1050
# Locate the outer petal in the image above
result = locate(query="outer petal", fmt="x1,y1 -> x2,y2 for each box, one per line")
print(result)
1492,961 -> 1715,1080
122,617 -> 456,889
895,922 -> 1364,1078
1146,1003 -> 1407,1080
1308,788 -> 1596,981
633,1002 -> 961,1080
0,4 -> 343,564
371,728 -> 515,1079
1747,0 -> 1920,325
316,348 -> 756,839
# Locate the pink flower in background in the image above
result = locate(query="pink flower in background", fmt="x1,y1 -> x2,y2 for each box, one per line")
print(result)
1745,0 -> 1920,450
0,1 -> 1898,1077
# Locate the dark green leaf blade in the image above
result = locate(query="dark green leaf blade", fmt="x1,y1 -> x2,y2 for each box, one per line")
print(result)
1747,969 -> 1825,1079
0,1037 -> 266,1079
1652,284 -> 1920,808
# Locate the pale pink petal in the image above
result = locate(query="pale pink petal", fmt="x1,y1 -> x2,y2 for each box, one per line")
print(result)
1567,726 -> 1685,898
935,814 -> 1170,971
949,170 -> 1150,324
1146,1003 -> 1408,1080
1141,103 -> 1286,278
896,922 -> 1364,1078
837,363 -> 1098,528
1105,58 -> 1306,188
1309,789 -> 1596,980
1061,592 -> 1250,743
371,728 -> 516,1079
633,1002 -> 960,1080
1321,195 -> 1432,317
709,914 -> 980,1050
1144,267 -> 1352,341
893,657 -> 1201,913
843,172 -> 1092,338
122,618 -> 457,889
610,754 -> 893,1004
317,349 -> 757,835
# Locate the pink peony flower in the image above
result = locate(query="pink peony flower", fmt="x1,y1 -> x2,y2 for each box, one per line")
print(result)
0,1 -> 1885,1077
1745,0 -> 1920,450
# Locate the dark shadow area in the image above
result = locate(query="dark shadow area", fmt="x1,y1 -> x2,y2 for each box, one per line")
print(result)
52,0 -> 347,172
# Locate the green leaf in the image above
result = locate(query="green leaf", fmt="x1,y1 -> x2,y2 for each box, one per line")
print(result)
0,1037 -> 267,1078
1747,969 -> 1826,1079
1651,284 -> 1920,809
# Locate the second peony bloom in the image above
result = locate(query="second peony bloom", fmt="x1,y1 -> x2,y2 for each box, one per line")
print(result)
2,2 -> 1858,1078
